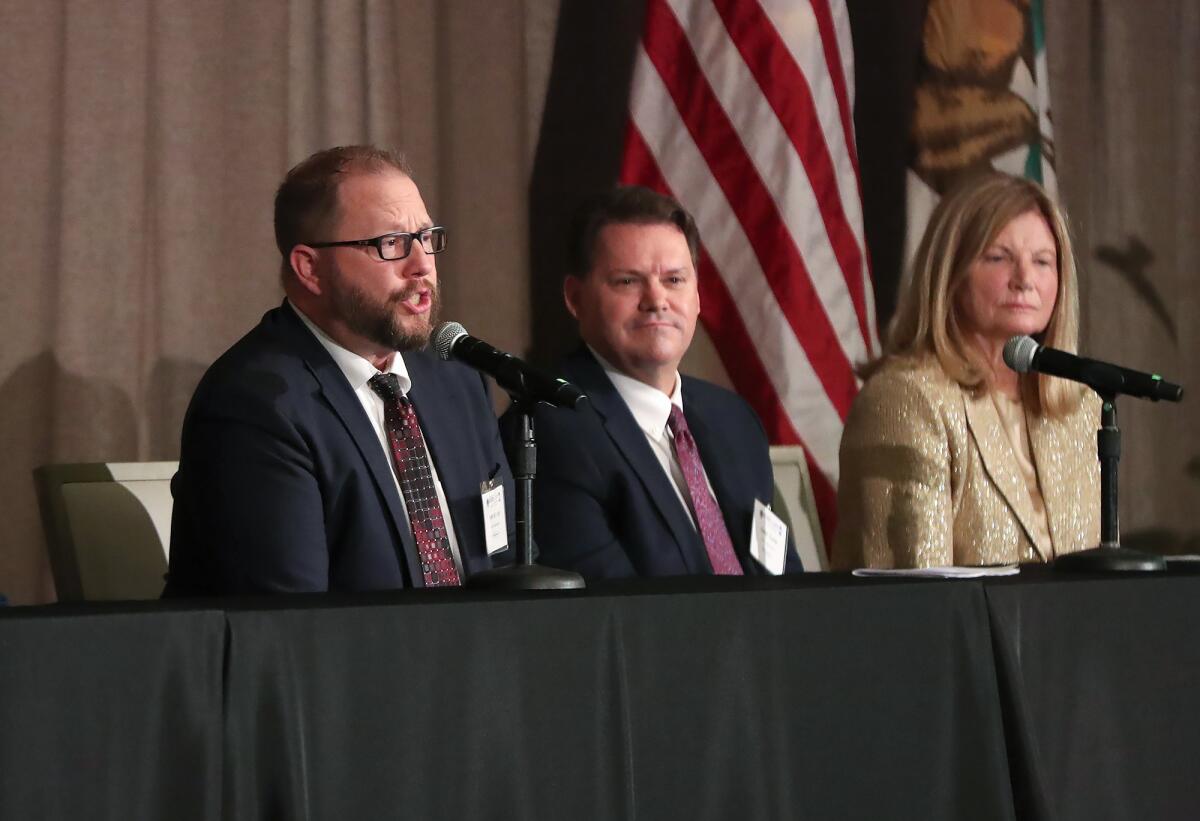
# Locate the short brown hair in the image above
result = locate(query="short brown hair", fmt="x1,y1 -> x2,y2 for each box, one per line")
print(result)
274,145 -> 412,271
567,185 -> 700,278
881,171 -> 1081,416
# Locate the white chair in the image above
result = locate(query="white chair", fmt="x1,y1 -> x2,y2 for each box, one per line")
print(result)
769,445 -> 828,571
33,462 -> 177,601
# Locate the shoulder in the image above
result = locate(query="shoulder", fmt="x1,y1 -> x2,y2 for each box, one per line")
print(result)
523,388 -> 607,442
1047,384 -> 1102,434
515,356 -> 611,456
680,376 -> 770,457
529,349 -> 614,430
845,355 -> 964,442
856,355 -> 962,410
405,350 -> 505,452
681,375 -> 761,423
405,347 -> 489,395
190,305 -> 314,408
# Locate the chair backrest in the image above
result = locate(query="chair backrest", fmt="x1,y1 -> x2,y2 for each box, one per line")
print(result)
33,462 -> 177,601
768,446 -> 828,571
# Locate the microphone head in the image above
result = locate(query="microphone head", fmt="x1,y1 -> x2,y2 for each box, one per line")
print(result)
1003,335 -> 1039,374
432,321 -> 469,361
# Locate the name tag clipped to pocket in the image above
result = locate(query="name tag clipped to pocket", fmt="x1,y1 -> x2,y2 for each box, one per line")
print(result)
480,477 -> 508,555
749,498 -> 788,575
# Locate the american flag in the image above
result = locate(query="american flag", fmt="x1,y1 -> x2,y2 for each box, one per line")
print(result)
619,0 -> 877,543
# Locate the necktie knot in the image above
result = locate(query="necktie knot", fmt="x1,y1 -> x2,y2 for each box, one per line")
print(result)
369,373 -> 403,403
668,405 -> 692,446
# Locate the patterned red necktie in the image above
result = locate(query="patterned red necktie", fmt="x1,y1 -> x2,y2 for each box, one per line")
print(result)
668,406 -> 743,575
368,373 -> 461,587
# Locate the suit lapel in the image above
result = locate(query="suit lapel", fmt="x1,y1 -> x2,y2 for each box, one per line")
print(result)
281,305 -> 420,576
962,390 -> 1051,561
409,350 -> 513,579
403,351 -> 470,497
565,350 -> 708,573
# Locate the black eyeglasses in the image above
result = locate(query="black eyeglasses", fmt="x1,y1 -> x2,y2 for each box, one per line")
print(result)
309,226 -> 448,261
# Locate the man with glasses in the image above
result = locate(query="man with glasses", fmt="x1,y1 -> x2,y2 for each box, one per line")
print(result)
165,145 -> 516,595
513,186 -> 800,579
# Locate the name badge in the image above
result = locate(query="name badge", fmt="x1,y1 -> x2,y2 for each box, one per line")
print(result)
480,478 -> 508,555
749,499 -> 788,575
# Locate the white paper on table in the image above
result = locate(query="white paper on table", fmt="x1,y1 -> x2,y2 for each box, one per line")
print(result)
851,565 -> 1020,579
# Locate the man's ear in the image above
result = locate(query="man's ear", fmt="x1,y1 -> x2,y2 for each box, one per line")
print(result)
289,245 -> 323,296
563,274 -> 582,320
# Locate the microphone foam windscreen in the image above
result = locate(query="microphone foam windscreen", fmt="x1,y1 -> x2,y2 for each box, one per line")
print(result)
1003,335 -> 1039,373
432,321 -> 468,361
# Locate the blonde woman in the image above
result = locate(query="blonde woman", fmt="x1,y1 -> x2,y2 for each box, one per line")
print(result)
833,172 -> 1099,569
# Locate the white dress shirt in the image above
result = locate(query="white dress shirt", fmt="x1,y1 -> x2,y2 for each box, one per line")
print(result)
291,302 -> 464,577
591,349 -> 719,531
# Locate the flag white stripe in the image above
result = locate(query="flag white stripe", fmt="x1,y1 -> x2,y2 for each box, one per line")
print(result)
822,0 -> 880,352
629,47 -> 845,479
759,0 -> 877,354
829,0 -> 856,112
663,0 -> 870,367
826,1 -> 881,351
758,0 -> 870,267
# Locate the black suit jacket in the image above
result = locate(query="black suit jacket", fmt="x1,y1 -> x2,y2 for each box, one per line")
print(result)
164,302 -> 516,595
515,347 -> 801,580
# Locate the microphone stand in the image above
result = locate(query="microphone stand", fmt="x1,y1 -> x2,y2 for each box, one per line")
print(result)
469,395 -> 586,590
1053,392 -> 1166,572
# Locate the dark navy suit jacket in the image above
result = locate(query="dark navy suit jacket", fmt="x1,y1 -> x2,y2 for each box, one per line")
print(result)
516,347 -> 801,580
164,302 -> 516,595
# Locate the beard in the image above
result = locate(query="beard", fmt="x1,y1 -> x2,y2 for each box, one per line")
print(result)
331,276 -> 441,353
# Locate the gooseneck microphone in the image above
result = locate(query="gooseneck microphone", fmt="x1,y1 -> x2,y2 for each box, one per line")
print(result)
1003,335 -> 1183,402
432,322 -> 587,409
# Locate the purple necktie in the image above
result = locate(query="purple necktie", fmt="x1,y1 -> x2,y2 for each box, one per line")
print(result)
369,374 -> 461,587
668,405 -> 743,575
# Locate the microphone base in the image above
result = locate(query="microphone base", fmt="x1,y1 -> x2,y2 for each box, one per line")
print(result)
1053,545 -> 1167,573
469,563 -> 586,591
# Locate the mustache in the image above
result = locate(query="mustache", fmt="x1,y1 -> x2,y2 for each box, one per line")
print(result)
389,282 -> 436,304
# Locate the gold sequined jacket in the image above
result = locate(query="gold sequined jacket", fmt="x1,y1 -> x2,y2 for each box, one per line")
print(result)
833,355 -> 1100,568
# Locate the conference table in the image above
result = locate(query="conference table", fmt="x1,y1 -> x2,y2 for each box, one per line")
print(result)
1,568 -> 1198,820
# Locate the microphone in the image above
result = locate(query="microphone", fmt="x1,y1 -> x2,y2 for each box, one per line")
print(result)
1003,335 -> 1183,402
432,322 -> 587,409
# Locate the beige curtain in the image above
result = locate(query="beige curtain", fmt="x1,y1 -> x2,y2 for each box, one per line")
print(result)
0,0 -> 558,603
1047,1 -> 1200,551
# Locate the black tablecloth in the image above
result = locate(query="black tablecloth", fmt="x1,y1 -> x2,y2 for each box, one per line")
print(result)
221,580 -> 1011,820
0,605 -> 224,820
1,571 -> 1197,820
985,573 -> 1200,821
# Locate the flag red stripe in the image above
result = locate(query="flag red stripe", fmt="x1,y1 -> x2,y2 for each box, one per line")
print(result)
697,255 -> 839,546
711,0 -> 872,352
699,254 -> 839,547
638,0 -> 857,417
622,124 -> 840,543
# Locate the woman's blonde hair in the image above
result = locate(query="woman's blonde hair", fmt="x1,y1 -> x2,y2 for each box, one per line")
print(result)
877,171 -> 1082,417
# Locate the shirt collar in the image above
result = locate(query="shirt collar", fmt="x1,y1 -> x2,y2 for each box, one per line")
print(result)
590,346 -> 682,438
289,299 -> 412,394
